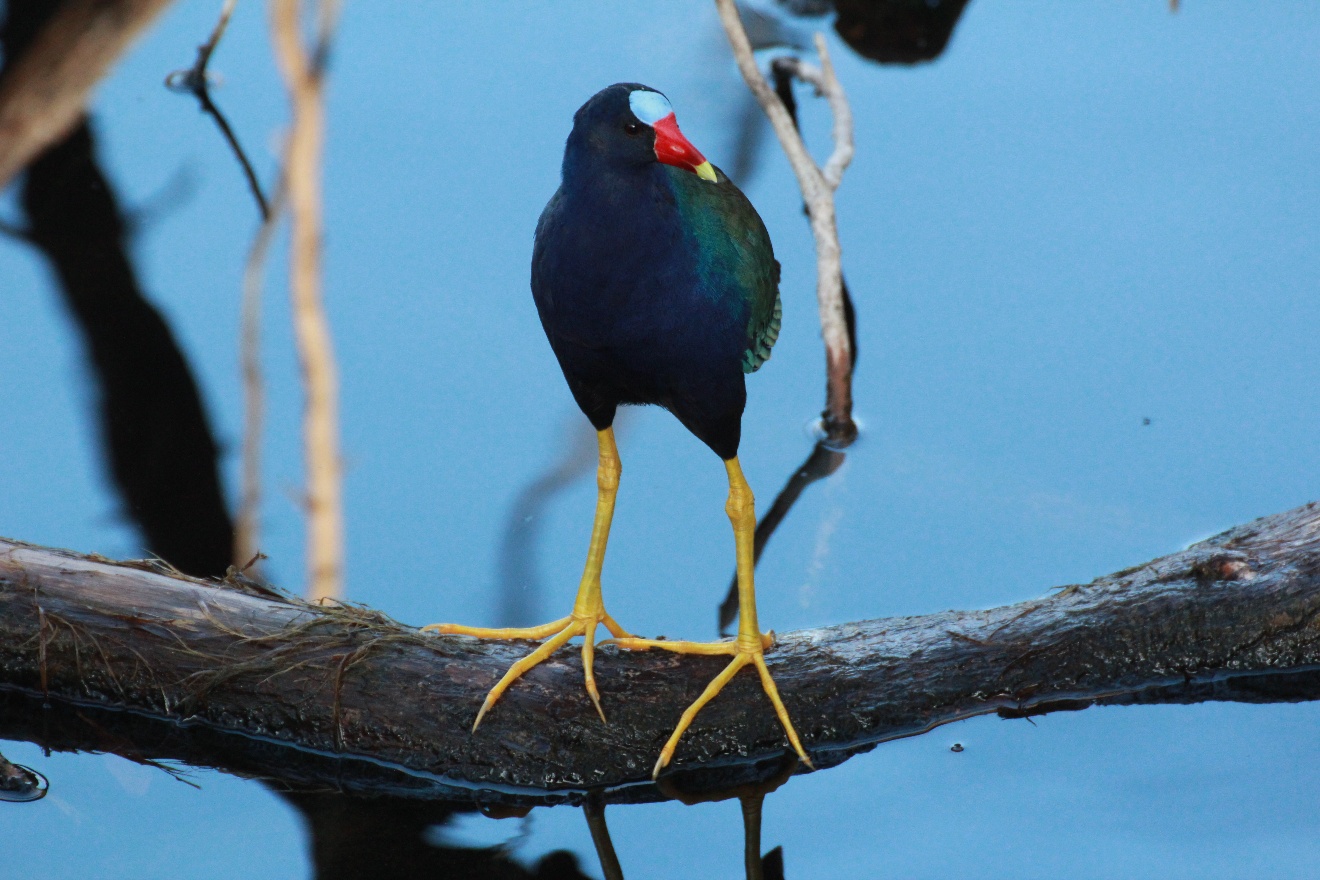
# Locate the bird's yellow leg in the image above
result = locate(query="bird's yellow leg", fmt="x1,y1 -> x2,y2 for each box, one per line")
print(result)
608,457 -> 812,777
423,427 -> 632,725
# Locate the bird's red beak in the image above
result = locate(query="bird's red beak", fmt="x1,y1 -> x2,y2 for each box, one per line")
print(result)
653,113 -> 717,182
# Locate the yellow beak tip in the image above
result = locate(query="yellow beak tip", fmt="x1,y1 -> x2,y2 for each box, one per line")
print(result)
694,161 -> 717,183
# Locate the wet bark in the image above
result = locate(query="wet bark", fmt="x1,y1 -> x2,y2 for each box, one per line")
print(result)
1,500 -> 1319,806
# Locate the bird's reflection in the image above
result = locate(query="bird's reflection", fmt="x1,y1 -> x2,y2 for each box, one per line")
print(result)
571,755 -> 796,880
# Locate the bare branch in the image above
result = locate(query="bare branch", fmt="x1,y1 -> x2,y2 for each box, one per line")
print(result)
269,0 -> 343,602
715,1 -> 857,443
0,0 -> 174,191
165,0 -> 270,221
776,38 -> 853,190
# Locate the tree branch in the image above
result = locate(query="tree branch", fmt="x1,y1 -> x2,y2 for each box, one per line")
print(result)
715,1 -> 857,443
165,0 -> 271,221
270,0 -> 344,601
2,501 -> 1320,804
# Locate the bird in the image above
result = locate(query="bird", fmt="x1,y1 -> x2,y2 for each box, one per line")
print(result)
426,83 -> 810,778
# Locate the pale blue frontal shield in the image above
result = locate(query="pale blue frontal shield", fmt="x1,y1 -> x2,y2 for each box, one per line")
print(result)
628,89 -> 673,125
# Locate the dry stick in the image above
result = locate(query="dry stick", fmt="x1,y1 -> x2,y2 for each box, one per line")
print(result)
270,0 -> 343,602
165,0 -> 270,221
235,184 -> 285,568
715,1 -> 857,442
0,0 -> 176,190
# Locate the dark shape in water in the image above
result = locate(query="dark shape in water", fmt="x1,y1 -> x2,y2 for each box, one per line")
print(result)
830,0 -> 973,65
286,791 -> 593,880
19,122 -> 234,578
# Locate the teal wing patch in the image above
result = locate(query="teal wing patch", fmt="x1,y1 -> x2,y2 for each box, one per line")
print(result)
742,266 -> 781,374
668,165 -> 783,374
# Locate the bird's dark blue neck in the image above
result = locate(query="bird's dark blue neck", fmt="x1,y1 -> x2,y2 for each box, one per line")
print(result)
561,137 -> 664,205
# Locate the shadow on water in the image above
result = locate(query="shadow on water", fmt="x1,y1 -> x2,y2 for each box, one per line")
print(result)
17,119 -> 234,579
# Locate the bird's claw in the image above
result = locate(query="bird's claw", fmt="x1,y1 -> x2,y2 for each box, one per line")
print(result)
423,609 -> 627,729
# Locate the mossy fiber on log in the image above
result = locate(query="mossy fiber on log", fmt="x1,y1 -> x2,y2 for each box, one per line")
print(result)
1,501 -> 1320,806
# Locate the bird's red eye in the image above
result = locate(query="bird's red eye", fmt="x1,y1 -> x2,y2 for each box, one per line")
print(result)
624,122 -> 644,136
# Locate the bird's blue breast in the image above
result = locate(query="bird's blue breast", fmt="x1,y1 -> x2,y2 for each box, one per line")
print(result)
532,163 -> 752,389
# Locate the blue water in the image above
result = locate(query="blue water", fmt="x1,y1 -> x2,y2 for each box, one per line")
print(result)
3,1 -> 1319,876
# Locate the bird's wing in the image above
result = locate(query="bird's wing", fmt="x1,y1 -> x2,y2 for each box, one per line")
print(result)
669,164 -> 783,374
710,171 -> 781,375
742,258 -> 781,374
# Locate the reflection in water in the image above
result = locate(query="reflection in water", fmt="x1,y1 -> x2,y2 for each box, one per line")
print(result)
582,793 -> 625,880
657,753 -> 799,880
287,792 -> 593,879
18,122 -> 234,579
826,0 -> 973,64
1,1 -> 233,580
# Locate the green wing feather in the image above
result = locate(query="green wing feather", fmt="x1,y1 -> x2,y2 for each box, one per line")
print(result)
742,264 -> 781,374
669,165 -> 782,374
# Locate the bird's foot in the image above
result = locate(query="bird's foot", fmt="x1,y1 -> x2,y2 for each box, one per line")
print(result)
605,632 -> 812,778
423,608 -> 632,728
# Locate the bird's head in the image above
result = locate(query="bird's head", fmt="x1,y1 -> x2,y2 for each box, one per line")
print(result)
568,83 -> 718,183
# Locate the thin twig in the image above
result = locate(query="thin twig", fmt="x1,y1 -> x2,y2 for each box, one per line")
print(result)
270,0 -> 344,602
165,0 -> 269,220
235,184 -> 284,569
778,49 -> 854,190
715,3 -> 858,444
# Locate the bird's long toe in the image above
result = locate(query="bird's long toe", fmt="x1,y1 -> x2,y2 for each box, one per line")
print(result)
426,608 -> 631,729
637,636 -> 813,779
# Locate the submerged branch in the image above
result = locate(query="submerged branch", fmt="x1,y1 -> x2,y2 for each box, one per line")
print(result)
2,501 -> 1320,804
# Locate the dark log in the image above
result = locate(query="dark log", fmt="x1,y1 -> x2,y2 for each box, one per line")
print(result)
2,500 -> 1320,806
